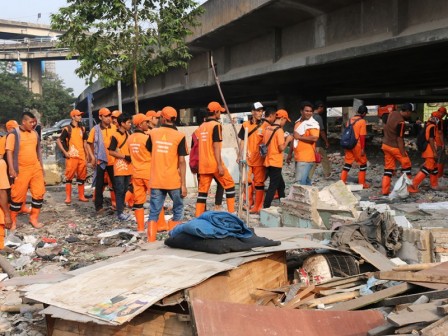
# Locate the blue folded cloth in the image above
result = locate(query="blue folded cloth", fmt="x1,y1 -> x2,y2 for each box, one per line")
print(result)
170,211 -> 253,239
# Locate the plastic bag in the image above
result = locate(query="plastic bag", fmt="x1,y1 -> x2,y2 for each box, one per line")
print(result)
389,173 -> 412,200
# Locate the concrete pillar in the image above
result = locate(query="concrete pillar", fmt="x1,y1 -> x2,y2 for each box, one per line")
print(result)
26,60 -> 43,95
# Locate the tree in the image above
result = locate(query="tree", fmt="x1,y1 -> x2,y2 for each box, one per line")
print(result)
51,0 -> 203,114
37,76 -> 76,126
0,62 -> 35,123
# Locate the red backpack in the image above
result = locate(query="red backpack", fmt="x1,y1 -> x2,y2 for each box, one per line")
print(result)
189,132 -> 199,174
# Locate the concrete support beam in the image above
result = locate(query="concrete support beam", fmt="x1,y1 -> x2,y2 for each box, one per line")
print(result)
26,60 -> 42,95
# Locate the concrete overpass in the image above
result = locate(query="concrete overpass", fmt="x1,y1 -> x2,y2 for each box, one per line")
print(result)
73,0 -> 448,119
0,20 -> 66,95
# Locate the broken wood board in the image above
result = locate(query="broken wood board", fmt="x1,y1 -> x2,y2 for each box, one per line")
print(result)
381,289 -> 448,306
349,244 -> 395,271
319,274 -> 368,288
328,283 -> 412,311
393,263 -> 442,272
420,315 -> 448,336
410,261 -> 448,290
407,300 -> 444,312
387,309 -> 441,327
283,284 -> 316,308
47,309 -> 193,336
305,291 -> 360,308
186,252 -> 287,305
375,271 -> 448,285
192,298 -> 384,336
27,254 -> 234,325
0,273 -> 72,288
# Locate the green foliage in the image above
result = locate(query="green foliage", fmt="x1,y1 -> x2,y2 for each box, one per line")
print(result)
51,0 -> 203,88
0,63 -> 75,126
38,76 -> 75,125
0,63 -> 35,123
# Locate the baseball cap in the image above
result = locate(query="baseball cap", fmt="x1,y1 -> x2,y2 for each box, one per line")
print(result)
111,110 -> 122,118
70,109 -> 83,118
207,101 -> 225,112
161,106 -> 177,120
401,103 -> 415,112
252,102 -> 264,111
276,109 -> 291,122
438,106 -> 447,114
99,107 -> 112,116
146,110 -> 161,118
133,113 -> 150,126
5,120 -> 18,131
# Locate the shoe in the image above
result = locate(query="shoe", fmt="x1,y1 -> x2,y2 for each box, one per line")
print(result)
117,213 -> 131,221
96,208 -> 106,215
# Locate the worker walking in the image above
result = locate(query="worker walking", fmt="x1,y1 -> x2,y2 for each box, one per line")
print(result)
263,109 -> 294,208
0,157 -> 12,248
431,106 -> 447,178
57,109 -> 90,205
409,115 -> 439,192
6,112 -> 45,229
381,103 -> 414,195
341,105 -> 370,188
237,102 -> 267,214
195,102 -> 236,217
147,106 -> 188,241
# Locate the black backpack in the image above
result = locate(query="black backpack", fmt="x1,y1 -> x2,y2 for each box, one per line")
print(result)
416,123 -> 429,152
340,118 -> 361,149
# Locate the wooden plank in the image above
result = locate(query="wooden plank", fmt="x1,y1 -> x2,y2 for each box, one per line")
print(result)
393,263 -> 442,272
407,301 -> 443,312
319,284 -> 364,296
387,309 -> 441,327
318,274 -> 367,288
411,261 -> 448,290
420,315 -> 448,336
375,271 -> 448,284
306,291 -> 359,308
382,289 -> 448,306
328,283 -> 412,311
50,310 -> 193,336
394,322 -> 429,334
187,252 -> 287,305
349,244 -> 395,271
283,284 -> 315,308
437,304 -> 448,315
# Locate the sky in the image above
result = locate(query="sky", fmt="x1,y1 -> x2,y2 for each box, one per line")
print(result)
2,0 -> 86,95
2,0 -> 208,97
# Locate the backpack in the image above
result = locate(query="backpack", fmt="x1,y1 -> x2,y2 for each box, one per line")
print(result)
340,118 -> 361,149
416,123 -> 429,152
189,132 -> 199,174
259,126 -> 280,157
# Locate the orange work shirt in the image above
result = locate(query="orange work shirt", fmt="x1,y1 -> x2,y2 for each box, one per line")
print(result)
87,125 -> 115,165
423,123 -> 436,159
435,119 -> 444,147
296,128 -> 319,162
128,130 -> 151,179
238,120 -> 266,167
0,136 -> 5,157
109,130 -> 132,176
0,159 -> 10,225
197,119 -> 223,174
350,116 -> 367,141
5,129 -> 39,167
263,125 -> 284,168
59,124 -> 87,160
148,125 -> 188,190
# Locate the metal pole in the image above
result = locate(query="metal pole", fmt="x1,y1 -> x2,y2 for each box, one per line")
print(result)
117,80 -> 122,111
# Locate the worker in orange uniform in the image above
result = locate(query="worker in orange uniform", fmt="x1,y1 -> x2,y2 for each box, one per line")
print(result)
195,101 -> 236,217
0,157 -> 12,248
146,110 -> 161,133
87,107 -> 117,213
128,113 -> 164,232
146,106 -> 188,241
108,114 -> 133,221
1,120 -> 31,215
381,103 -> 415,195
237,102 -> 267,214
431,106 -> 447,178
409,115 -> 439,192
341,105 -> 370,188
56,109 -> 90,205
263,109 -> 294,208
6,112 -> 45,229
